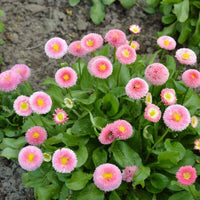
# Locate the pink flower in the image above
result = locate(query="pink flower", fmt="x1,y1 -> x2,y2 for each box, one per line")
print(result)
182,69 -> 200,88
55,67 -> 77,88
104,29 -> 126,47
45,37 -> 68,59
145,63 -> 169,86
11,64 -> 31,84
25,126 -> 47,145
194,139 -> 200,150
130,41 -> 140,51
81,33 -> 103,52
116,45 -> 137,65
98,123 -> 115,145
176,165 -> 197,186
126,78 -> 149,100
68,40 -> 88,57
18,146 -> 43,171
52,148 -> 77,173
157,36 -> 176,50
191,116 -> 198,128
13,95 -> 33,116
111,119 -> 133,140
144,104 -> 161,123
145,92 -> 152,106
175,48 -> 197,65
122,166 -> 138,182
129,24 -> 141,34
53,108 -> 68,125
93,163 -> 122,191
163,104 -> 191,131
0,70 -> 20,92
161,88 -> 176,106
29,91 -> 52,114
87,56 -> 113,79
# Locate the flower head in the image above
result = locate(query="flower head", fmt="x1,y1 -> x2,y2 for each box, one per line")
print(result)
53,108 -> 68,125
145,92 -> 152,106
130,41 -> 140,51
68,40 -> 88,57
93,163 -> 122,191
52,148 -> 77,173
64,98 -> 73,109
163,104 -> 191,131
145,63 -> 169,86
157,36 -> 176,50
194,139 -> 200,150
129,24 -> 141,34
161,88 -> 176,106
122,166 -> 138,182
191,116 -> 198,128
144,104 -> 161,123
43,153 -> 52,162
182,69 -> 200,88
18,146 -> 43,171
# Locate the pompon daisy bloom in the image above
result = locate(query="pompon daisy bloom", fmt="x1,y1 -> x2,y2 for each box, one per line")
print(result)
13,95 -> 32,116
98,123 -> 115,145
55,67 -> 77,88
87,56 -> 113,79
191,116 -> 198,128
145,63 -> 169,86
68,40 -> 88,57
52,148 -> 77,173
111,119 -> 133,140
182,69 -> 200,88
122,166 -> 138,182
81,33 -> 103,52
145,92 -> 152,106
163,104 -> 191,131
126,78 -> 149,100
157,35 -> 176,50
175,48 -> 197,65
129,24 -> 141,34
130,41 -> 140,51
29,91 -> 52,114
176,165 -> 197,186
194,139 -> 200,150
25,126 -> 47,145
104,29 -> 126,47
144,104 -> 161,123
53,108 -> 68,125
93,163 -> 122,192
161,88 -> 176,106
45,37 -> 68,59
0,70 -> 20,92
18,146 -> 43,171
64,98 -> 73,109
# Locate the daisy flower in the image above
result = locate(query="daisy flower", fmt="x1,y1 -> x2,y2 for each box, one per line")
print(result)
182,69 -> 200,88
194,139 -> 200,150
129,24 -> 141,34
130,41 -> 140,51
161,88 -> 176,106
53,108 -> 68,125
18,146 -> 43,171
191,116 -> 198,128
122,166 -> 138,182
64,98 -> 73,109
157,36 -> 176,50
145,92 -> 152,106
93,163 -> 122,192
144,104 -> 161,123
68,40 -> 88,57
52,148 -> 77,173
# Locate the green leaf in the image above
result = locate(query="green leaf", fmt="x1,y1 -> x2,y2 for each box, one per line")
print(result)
119,0 -> 136,9
150,173 -> 169,190
193,1 -> 200,8
0,57 -> 2,64
74,145 -> 88,167
62,133 -> 89,146
0,10 -> 5,16
69,0 -> 80,6
42,77 -> 57,86
59,184 -> 69,200
75,92 -> 97,105
92,147 -> 107,167
0,21 -> 5,33
119,64 -> 131,86
162,14 -> 176,24
189,13 -> 200,46
0,39 -> 5,44
109,191 -> 121,200
148,49 -> 162,65
96,44 -> 110,57
161,0 -> 182,4
1,147 -> 19,159
165,55 -> 176,77
102,0 -> 115,5
93,117 -> 107,128
173,0 -> 189,23
178,19 -> 192,44
159,4 -> 172,15
168,191 -> 193,200
158,151 -> 180,165
143,7 -> 156,14
0,136 -> 26,150
157,21 -> 177,37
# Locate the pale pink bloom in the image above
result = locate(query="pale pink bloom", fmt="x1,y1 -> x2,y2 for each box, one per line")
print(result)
145,92 -> 152,106
116,45 -> 137,65
111,119 -> 133,140
104,29 -> 126,47
126,78 -> 149,100
144,104 -> 161,123
93,163 -> 122,191
157,36 -> 176,50
145,63 -> 169,86
53,108 -> 68,125
11,64 -> 31,84
163,104 -> 191,131
55,67 -> 77,88
98,123 -> 115,145
182,69 -> 200,88
81,33 -> 103,52
18,146 -> 43,171
129,24 -> 141,34
52,148 -> 77,173
130,41 -> 140,51
45,37 -> 68,59
176,48 -> 197,65
161,88 -> 176,106
13,95 -> 33,116
194,139 -> 200,150
87,56 -> 113,79
68,40 -> 88,57
176,165 -> 197,186
0,70 -> 20,92
191,116 -> 198,128
122,166 -> 138,182
29,91 -> 52,114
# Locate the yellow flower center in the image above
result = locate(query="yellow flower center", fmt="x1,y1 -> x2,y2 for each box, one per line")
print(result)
37,99 -> 44,106
57,113 -> 64,121
132,28 -> 139,33
17,70 -> 21,73
131,44 -> 136,49
163,40 -> 170,46
149,110 -> 156,117
135,84 -> 140,88
191,74 -> 196,79
183,172 -> 191,179
28,153 -> 34,162
53,44 -> 59,51
87,40 -> 93,46
192,117 -> 196,125
123,50 -> 130,57
165,93 -> 171,100
197,141 -> 200,148
33,132 -> 39,138
20,102 -> 28,110
119,126 -> 126,132
77,45 -> 81,49
103,173 -> 113,181
172,113 -> 181,122
99,64 -> 106,71
61,157 -> 68,165
113,34 -> 119,38
64,74 -> 69,80
5,76 -> 10,79
182,53 -> 190,60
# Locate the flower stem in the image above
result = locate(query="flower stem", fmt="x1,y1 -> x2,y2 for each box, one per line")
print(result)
113,47 -> 116,63
58,59 -> 62,68
37,114 -> 49,130
78,57 -> 81,80
182,87 -> 190,104
93,51 -> 96,57
67,88 -> 73,98
188,185 -> 198,200
24,81 -> 33,94
174,64 -> 184,80
129,34 -> 134,45
15,89 -> 21,96
117,63 -> 122,86
160,49 -> 166,63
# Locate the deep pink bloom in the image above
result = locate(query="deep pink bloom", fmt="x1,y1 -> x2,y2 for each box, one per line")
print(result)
145,92 -> 152,106
18,146 -> 43,171
176,165 -> 197,186
144,104 -> 161,123
161,88 -> 176,106
93,163 -> 122,191
122,166 -> 138,182
53,108 -> 68,125
13,95 -> 33,116
157,36 -> 176,50
163,104 -> 191,131
52,148 -> 77,173
194,139 -> 200,150
129,24 -> 141,34
130,41 -> 140,51
176,48 -> 197,65
55,67 -> 77,88
126,78 -> 149,100
68,40 -> 88,57
45,37 -> 68,59
191,116 -> 198,128
182,69 -> 200,88
29,91 -> 52,114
